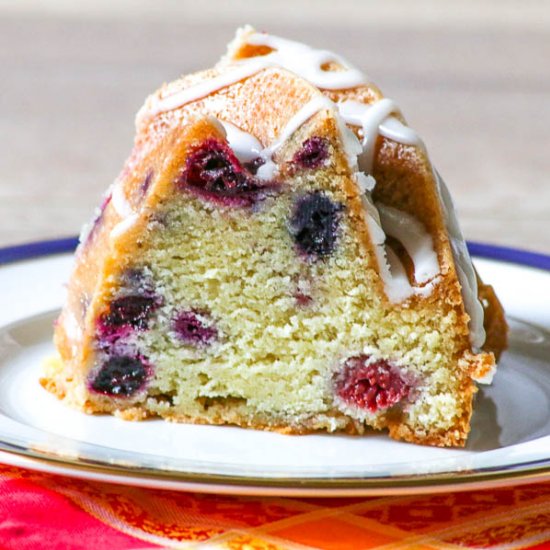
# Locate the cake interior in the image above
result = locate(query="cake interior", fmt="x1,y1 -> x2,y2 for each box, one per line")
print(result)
80,118 -> 471,442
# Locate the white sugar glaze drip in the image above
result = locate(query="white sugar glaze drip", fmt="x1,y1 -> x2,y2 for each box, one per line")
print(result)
363,197 -> 440,303
377,203 -> 439,285
110,213 -> 139,240
141,29 -> 366,119
219,121 -> 262,162
110,182 -> 134,218
385,246 -> 416,302
144,61 -> 267,119
107,181 -> 141,241
361,196 -> 411,303
338,99 -> 421,174
266,96 -> 335,155
244,32 -> 367,90
434,170 -> 486,352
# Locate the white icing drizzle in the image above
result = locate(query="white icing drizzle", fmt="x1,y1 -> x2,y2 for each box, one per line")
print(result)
255,157 -> 278,181
434,170 -> 486,351
361,196 -> 410,302
380,116 -> 420,146
385,246 -> 416,302
110,182 -> 134,218
338,99 -> 421,174
142,30 -> 366,120
107,181 -> 140,241
143,61 -> 268,119
245,32 -> 367,90
219,121 -> 262,162
356,172 -> 376,193
334,114 -> 363,173
363,197 -> 440,303
267,96 -> 335,155
377,203 -> 439,285
110,213 -> 139,240
217,97 -> 366,189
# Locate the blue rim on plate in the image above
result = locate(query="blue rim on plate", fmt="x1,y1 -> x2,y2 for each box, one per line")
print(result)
1,236 -> 550,272
0,237 -> 79,265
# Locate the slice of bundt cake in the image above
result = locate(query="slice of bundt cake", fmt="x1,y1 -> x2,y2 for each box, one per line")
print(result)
43,28 -> 507,447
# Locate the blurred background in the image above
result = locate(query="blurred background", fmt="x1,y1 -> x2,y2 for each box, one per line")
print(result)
1,0 -> 549,252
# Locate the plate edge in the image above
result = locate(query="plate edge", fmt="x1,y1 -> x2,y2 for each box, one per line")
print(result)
1,237 -> 549,493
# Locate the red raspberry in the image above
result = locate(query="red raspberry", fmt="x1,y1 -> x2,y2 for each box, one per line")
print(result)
179,139 -> 267,206
335,355 -> 411,412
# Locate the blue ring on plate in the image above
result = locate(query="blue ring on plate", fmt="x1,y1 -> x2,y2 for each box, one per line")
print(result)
0,237 -> 79,265
1,236 -> 550,271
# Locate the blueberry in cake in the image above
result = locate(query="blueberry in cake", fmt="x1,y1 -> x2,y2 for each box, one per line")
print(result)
42,27 -> 507,447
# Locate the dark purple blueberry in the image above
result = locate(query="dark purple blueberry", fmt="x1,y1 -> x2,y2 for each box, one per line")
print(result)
173,310 -> 217,345
90,355 -> 149,396
96,293 -> 161,345
288,192 -> 343,258
243,156 -> 265,175
178,139 -> 268,206
103,295 -> 159,330
293,137 -> 330,169
334,356 -> 412,413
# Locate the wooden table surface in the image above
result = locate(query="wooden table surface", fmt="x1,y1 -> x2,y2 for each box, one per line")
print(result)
2,0 -> 549,254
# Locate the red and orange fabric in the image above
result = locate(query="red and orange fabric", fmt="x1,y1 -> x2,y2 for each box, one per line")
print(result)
0,465 -> 549,549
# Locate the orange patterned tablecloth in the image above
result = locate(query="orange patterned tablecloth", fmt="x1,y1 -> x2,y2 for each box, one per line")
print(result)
0,465 -> 549,549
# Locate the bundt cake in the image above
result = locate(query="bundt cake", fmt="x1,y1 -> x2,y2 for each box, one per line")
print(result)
43,27 -> 507,447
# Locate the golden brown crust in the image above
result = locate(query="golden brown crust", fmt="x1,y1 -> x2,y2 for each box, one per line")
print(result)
39,376 -> 65,400
48,384 -> 469,447
478,277 -> 508,362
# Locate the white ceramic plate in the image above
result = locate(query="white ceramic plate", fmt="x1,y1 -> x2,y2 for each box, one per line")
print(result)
0,240 -> 549,496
